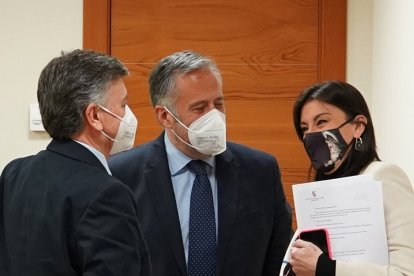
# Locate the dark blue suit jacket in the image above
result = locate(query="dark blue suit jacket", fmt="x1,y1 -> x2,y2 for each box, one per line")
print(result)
109,133 -> 292,276
0,139 -> 150,276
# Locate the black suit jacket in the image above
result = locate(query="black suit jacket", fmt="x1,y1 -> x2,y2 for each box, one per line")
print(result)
0,139 -> 150,276
109,133 -> 292,276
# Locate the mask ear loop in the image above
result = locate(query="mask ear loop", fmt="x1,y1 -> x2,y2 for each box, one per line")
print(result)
337,115 -> 360,154
169,128 -> 204,151
98,105 -> 126,122
164,107 -> 194,133
338,116 -> 356,129
338,116 -> 357,157
101,131 -> 117,142
97,105 -> 124,143
164,107 -> 204,151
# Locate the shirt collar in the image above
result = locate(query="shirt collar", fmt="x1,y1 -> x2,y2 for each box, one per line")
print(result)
73,140 -> 112,175
164,132 -> 215,176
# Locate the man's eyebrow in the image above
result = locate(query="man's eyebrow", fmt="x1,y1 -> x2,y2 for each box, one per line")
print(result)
189,100 -> 208,109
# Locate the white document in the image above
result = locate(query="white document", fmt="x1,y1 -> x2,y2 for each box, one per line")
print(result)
292,174 -> 389,265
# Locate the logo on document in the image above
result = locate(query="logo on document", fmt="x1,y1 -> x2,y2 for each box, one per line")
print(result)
305,189 -> 324,202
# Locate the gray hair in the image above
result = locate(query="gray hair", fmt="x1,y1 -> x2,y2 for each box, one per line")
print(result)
37,49 -> 128,139
148,50 -> 222,114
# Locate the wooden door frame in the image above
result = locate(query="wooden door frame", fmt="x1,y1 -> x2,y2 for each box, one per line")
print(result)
83,0 -> 111,54
83,0 -> 347,81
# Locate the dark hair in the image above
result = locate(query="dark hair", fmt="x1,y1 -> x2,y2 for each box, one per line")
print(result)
37,49 -> 128,139
148,50 -> 222,114
293,80 -> 380,180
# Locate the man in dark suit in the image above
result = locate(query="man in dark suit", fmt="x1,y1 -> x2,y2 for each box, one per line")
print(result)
109,50 -> 292,276
0,49 -> 150,275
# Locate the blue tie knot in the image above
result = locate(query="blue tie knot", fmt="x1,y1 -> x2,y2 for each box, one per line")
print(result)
187,160 -> 208,176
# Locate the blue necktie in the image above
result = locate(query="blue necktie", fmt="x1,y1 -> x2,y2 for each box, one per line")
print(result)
187,160 -> 217,276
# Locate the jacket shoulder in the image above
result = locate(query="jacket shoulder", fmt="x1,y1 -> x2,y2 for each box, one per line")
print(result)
1,154 -> 38,180
363,161 -> 413,192
227,141 -> 277,162
110,140 -> 156,162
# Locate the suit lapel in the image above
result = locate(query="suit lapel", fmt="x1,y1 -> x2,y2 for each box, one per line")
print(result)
215,148 -> 240,274
145,135 -> 188,275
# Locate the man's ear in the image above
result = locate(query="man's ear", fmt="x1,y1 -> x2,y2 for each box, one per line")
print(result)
353,114 -> 368,138
155,105 -> 174,128
84,104 -> 104,131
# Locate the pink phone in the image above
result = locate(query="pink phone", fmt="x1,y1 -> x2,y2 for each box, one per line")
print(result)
299,228 -> 332,258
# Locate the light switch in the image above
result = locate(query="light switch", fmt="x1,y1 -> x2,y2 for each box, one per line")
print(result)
30,103 -> 45,131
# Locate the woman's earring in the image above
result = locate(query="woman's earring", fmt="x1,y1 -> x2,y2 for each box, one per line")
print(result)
355,137 -> 364,151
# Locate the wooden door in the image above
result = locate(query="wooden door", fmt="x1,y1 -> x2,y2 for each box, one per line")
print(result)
83,0 -> 346,228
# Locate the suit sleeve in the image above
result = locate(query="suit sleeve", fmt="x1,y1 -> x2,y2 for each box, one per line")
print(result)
0,166 -> 10,273
262,157 -> 293,276
76,182 -> 150,276
0,160 -> 20,274
336,163 -> 414,276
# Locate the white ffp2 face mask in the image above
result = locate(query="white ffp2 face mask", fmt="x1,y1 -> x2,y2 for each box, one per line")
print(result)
99,105 -> 138,155
165,107 -> 227,156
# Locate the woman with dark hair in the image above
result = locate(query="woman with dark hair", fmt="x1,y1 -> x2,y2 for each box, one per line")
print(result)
288,81 -> 414,276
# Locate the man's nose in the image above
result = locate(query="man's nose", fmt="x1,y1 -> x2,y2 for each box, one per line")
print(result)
207,103 -> 216,112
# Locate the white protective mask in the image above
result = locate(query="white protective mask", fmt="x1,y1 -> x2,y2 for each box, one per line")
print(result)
165,107 -> 227,156
99,105 -> 138,155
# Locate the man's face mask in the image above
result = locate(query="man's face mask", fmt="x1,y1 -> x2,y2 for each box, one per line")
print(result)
303,119 -> 352,173
99,105 -> 138,155
165,107 -> 227,156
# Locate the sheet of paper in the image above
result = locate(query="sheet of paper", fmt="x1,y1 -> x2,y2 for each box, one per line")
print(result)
293,174 -> 389,265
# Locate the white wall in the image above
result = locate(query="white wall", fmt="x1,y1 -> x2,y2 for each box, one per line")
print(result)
347,0 -> 373,103
1,0 -> 413,183
347,0 -> 414,183
0,0 -> 82,171
371,0 -> 414,183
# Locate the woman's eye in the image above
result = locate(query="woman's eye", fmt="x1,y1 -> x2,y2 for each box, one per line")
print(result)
301,127 -> 308,134
316,119 -> 327,126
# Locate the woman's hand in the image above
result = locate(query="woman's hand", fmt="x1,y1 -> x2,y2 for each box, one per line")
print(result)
290,239 -> 323,276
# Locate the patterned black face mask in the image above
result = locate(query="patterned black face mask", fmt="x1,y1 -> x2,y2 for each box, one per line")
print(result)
303,119 -> 352,173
